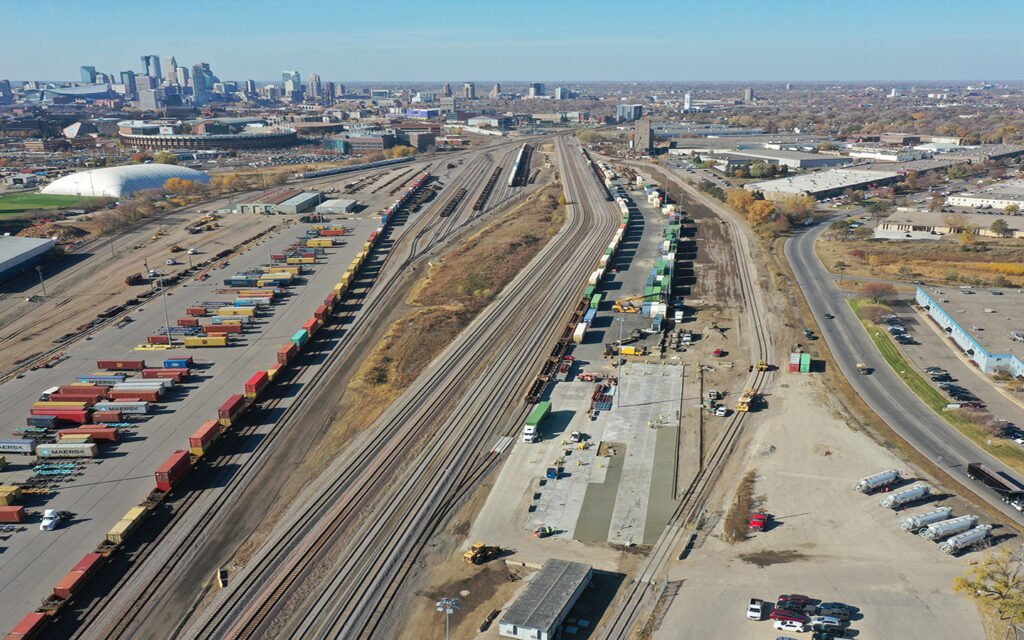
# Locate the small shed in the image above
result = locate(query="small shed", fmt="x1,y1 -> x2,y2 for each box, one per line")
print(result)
499,560 -> 592,640
315,198 -> 358,214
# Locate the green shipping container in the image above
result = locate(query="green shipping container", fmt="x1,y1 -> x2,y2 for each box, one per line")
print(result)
584,285 -> 596,298
604,248 -> 614,256
590,293 -> 603,309
526,401 -> 552,427
799,353 -> 811,373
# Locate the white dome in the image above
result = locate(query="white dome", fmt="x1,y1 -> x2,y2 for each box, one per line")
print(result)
42,164 -> 211,198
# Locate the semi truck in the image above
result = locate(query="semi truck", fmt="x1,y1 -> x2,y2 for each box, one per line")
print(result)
918,515 -> 979,541
852,469 -> 902,493
938,525 -> 992,555
966,462 -> 1024,509
879,484 -> 931,509
522,401 -> 551,443
898,506 -> 953,532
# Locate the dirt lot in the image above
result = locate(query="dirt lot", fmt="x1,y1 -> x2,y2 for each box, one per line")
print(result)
817,237 -> 1024,287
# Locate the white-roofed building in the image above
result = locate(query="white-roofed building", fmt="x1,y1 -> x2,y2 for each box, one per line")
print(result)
41,165 -> 211,198
0,236 -> 57,284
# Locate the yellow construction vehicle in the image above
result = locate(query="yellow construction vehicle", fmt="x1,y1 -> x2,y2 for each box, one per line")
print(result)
736,387 -> 757,412
463,542 -> 503,565
756,360 -> 769,371
169,245 -> 183,253
612,293 -> 662,313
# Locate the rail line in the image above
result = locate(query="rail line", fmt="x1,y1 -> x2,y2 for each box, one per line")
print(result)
595,167 -> 774,639
182,134 -> 617,640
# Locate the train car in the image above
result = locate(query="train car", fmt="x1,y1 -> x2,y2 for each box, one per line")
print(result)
292,329 -> 309,349
154,450 -> 191,492
218,394 -> 246,426
190,420 -> 221,456
7,612 -> 48,640
36,443 -> 97,458
53,553 -> 103,600
244,371 -> 269,399
105,506 -> 148,546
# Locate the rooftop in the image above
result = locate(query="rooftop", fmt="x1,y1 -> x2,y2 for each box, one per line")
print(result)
746,169 -> 899,194
880,210 -> 1024,233
918,286 -> 1024,359
0,236 -> 56,263
241,189 -> 302,205
502,559 -> 591,631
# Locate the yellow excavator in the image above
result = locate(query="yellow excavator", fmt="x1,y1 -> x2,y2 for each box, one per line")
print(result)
463,542 -> 503,564
612,293 -> 662,313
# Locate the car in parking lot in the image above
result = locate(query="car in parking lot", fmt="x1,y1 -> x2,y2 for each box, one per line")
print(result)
924,366 -> 947,374
932,374 -> 954,382
773,620 -> 806,633
812,630 -> 847,640
713,348 -> 725,357
817,603 -> 853,620
809,615 -> 842,628
770,607 -> 809,623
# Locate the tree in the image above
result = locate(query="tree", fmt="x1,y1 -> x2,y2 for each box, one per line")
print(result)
152,152 -> 179,165
853,225 -> 874,240
991,218 -> 1012,238
745,200 -> 775,226
866,200 -> 894,216
726,187 -> 755,213
859,282 -> 897,302
928,194 -> 945,212
954,548 -> 1024,623
780,194 -> 817,218
943,211 -> 970,233
898,265 -> 914,277
387,145 -> 417,158
558,194 -> 567,206
164,177 -> 192,194
1005,204 -> 1020,216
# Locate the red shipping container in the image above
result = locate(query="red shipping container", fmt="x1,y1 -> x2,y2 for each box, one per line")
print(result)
271,253 -> 286,260
142,369 -> 186,381
302,318 -> 319,333
7,612 -> 47,638
186,307 -> 208,316
30,409 -> 90,423
789,363 -> 800,372
147,335 -> 171,345
0,505 -> 26,523
204,324 -> 243,334
245,371 -> 269,398
97,359 -> 146,371
277,342 -> 297,365
218,394 -> 245,419
301,252 -> 316,258
314,305 -> 329,321
109,389 -> 160,402
53,553 -> 102,599
324,293 -> 337,309
178,317 -> 200,327
155,450 -> 191,492
46,393 -> 103,405
58,385 -> 108,395
59,428 -> 118,442
92,410 -> 122,423
190,420 -> 221,449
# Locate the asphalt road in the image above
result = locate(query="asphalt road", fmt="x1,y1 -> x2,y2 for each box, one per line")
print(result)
785,220 -> 1024,523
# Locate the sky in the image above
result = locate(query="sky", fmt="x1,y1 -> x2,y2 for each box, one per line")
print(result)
3,0 -> 1024,82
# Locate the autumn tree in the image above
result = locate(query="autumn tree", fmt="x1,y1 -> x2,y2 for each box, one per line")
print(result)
859,282 -> 897,303
211,172 -> 242,191
779,194 -> 817,218
954,548 -> 1024,623
164,177 -> 193,194
853,225 -> 874,240
746,200 -> 775,226
943,212 -> 970,233
1005,204 -> 1020,216
991,218 -> 1012,238
725,187 -> 755,213
152,152 -> 179,165
928,194 -> 945,212
386,145 -> 417,159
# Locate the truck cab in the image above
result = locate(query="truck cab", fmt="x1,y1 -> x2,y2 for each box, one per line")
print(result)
522,425 -> 538,443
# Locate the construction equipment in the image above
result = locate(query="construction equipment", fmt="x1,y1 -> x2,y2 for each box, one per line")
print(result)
756,360 -> 769,371
612,293 -> 662,313
463,542 -> 503,564
736,387 -> 756,412
169,245 -> 183,253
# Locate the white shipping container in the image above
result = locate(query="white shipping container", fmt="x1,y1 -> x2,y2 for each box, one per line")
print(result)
115,379 -> 174,389
588,270 -> 602,285
599,255 -> 610,267
95,401 -> 151,415
572,323 -> 587,343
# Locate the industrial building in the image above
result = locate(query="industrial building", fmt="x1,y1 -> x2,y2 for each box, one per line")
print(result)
315,198 -> 358,214
947,180 -> 1024,210
877,211 -> 1024,239
634,118 -> 653,153
275,191 -> 323,214
745,169 -> 900,200
499,560 -> 592,640
670,147 -> 852,170
916,286 -> 1024,378
41,164 -> 210,198
237,189 -> 322,214
0,236 -> 57,284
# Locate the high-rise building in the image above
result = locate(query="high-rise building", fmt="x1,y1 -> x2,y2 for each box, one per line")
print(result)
191,64 -> 209,105
785,83 -> 792,90
463,82 -> 475,99
634,117 -> 653,152
0,80 -> 12,103
554,87 -> 573,100
439,97 -> 457,112
307,73 -> 322,99
140,55 -> 162,81
95,72 -> 112,84
616,104 -> 643,122
440,82 -> 452,98
683,93 -> 692,111
528,82 -> 546,98
282,70 -> 301,94
163,57 -> 178,84
335,83 -> 346,98
139,88 -> 166,111
488,83 -> 501,99
120,70 -> 137,94
244,79 -> 257,94
322,81 -> 335,104
80,66 -> 96,83
176,67 -> 189,87
743,87 -> 754,102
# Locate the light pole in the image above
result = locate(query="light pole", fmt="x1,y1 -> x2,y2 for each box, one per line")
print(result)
161,286 -> 173,346
435,597 -> 460,640
35,265 -> 46,298
617,318 -> 624,408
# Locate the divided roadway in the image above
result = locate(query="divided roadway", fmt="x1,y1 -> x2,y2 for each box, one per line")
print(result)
183,135 -> 619,640
785,220 -> 1024,523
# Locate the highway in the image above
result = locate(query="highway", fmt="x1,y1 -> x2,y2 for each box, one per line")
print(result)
179,135 -> 618,640
785,220 -> 1024,522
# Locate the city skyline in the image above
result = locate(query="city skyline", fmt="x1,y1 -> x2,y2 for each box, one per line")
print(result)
4,0 -> 1024,82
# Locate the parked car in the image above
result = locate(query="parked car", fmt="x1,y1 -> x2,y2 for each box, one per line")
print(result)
777,594 -> 813,606
746,598 -> 764,620
750,512 -> 770,531
809,615 -> 842,628
773,620 -> 806,633
813,624 -> 848,638
713,348 -> 725,357
770,608 -> 809,623
715,405 -> 729,417
817,603 -> 853,620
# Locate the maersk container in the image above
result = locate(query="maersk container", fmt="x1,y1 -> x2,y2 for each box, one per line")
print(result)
155,450 -> 191,492
115,378 -> 173,389
37,443 -> 97,458
938,525 -> 992,554
94,401 -> 150,415
880,484 -> 931,509
0,439 -> 34,455
853,469 -> 902,493
919,515 -> 979,541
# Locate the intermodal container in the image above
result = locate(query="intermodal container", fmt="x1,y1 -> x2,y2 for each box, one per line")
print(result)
105,505 -> 148,545
177,317 -> 200,327
59,434 -> 94,444
114,379 -> 172,389
8,612 -> 49,638
0,485 -> 21,500
324,293 -> 338,310
271,253 -> 287,261
155,450 -> 191,492
33,401 -> 89,410
0,439 -> 34,455
314,305 -> 329,321
36,443 -> 97,458
244,371 -> 269,398
583,285 -> 596,298
0,505 -> 26,523
212,316 -> 250,325
278,342 -> 298,365
60,427 -> 118,442
30,409 -> 91,423
164,357 -> 193,368
590,293 -> 603,310
190,420 -> 221,456
204,324 -> 243,334
58,385 -> 108,395
26,415 -> 59,428
76,374 -> 127,385
789,352 -> 801,373
94,401 -> 150,415
186,307 -> 208,316
184,336 -> 229,347
109,389 -> 160,402
583,309 -> 597,326
142,368 -> 188,381
799,352 -> 811,373
267,363 -> 283,381
218,394 -> 246,423
292,329 -> 309,348
97,359 -> 146,371
53,553 -> 103,599
146,335 -> 171,345
91,410 -> 122,423
217,307 -> 255,317
303,318 -> 321,334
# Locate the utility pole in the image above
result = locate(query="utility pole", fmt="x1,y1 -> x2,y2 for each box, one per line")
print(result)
616,318 -> 624,408
161,286 -> 173,346
435,597 -> 460,640
35,265 -> 46,298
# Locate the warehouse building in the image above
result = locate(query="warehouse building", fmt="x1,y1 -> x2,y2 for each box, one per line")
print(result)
315,198 -> 358,214
41,164 -> 210,198
0,236 -> 57,284
916,286 -> 1024,378
499,560 -> 592,640
947,180 -> 1024,210
877,211 -> 1024,239
236,189 -> 314,214
745,169 -> 900,200
669,147 -> 851,169
275,191 -> 323,214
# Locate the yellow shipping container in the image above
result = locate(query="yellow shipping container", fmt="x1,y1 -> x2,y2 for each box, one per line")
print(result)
105,506 -> 147,545
217,307 -> 256,317
306,238 -> 334,247
0,456 -> 6,471
184,336 -> 229,347
356,251 -> 367,263
32,401 -> 89,409
362,242 -> 372,252
0,493 -> 13,506
60,434 -> 94,443
0,486 -> 21,499
265,266 -> 301,275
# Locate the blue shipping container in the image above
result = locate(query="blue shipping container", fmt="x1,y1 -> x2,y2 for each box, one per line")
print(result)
583,309 -> 597,326
163,359 -> 190,369
27,415 -> 59,428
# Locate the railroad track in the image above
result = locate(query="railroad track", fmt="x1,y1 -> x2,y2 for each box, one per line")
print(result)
181,134 -> 617,640
594,165 -> 775,640
63,137 -> 544,640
